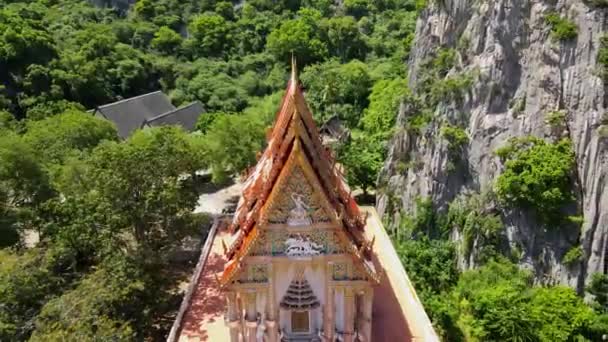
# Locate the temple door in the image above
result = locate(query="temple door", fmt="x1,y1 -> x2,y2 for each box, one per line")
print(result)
291,311 -> 309,333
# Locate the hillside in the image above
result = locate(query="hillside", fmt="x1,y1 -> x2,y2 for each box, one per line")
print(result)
0,0 -> 607,340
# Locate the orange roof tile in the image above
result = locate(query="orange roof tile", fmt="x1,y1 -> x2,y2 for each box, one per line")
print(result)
221,62 -> 373,285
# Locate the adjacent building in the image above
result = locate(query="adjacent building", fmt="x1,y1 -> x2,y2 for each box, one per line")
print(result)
91,91 -> 204,138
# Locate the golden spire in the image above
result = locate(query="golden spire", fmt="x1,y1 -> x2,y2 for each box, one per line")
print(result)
290,53 -> 298,86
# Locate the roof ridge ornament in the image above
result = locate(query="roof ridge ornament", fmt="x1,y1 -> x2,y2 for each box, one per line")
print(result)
290,53 -> 298,88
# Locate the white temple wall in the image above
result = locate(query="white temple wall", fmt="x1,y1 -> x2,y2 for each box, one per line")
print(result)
272,261 -> 328,334
255,291 -> 266,321
335,288 -> 345,332
304,263 -> 325,331
274,263 -> 295,305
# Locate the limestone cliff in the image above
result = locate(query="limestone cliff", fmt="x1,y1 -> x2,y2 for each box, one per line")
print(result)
378,0 -> 607,290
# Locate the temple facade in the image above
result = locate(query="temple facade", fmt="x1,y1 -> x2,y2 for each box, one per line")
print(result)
219,64 -> 379,342
170,61 -> 438,342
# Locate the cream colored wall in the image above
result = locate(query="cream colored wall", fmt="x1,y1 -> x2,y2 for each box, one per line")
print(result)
272,262 -> 330,334
334,288 -> 345,332
255,291 -> 266,321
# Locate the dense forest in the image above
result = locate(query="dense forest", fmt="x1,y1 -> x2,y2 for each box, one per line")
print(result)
0,0 -> 607,340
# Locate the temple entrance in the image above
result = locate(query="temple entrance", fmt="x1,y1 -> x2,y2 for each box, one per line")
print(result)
291,311 -> 309,333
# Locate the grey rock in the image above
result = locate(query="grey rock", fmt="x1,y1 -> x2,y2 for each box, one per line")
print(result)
378,0 -> 608,290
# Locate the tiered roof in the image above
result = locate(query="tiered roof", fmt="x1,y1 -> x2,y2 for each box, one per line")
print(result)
220,60 -> 378,286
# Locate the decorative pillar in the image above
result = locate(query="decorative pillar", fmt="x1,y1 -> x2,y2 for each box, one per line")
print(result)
323,263 -> 335,341
266,263 -> 279,342
360,288 -> 373,342
245,291 -> 258,342
227,291 -> 241,342
344,287 -> 355,342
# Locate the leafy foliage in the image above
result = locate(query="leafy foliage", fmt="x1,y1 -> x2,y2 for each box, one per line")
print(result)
440,124 -> 468,155
266,8 -> 328,65
301,59 -> 372,125
563,245 -> 583,266
495,137 -> 575,223
586,273 -> 608,313
545,12 -> 578,41
445,192 -> 503,263
23,110 -> 118,166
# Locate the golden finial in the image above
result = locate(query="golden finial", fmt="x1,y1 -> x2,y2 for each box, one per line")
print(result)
290,53 -> 298,85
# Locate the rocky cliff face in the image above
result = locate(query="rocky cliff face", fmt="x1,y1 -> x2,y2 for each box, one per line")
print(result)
378,0 -> 607,290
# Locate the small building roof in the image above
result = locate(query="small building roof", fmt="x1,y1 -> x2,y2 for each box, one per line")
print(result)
94,91 -> 175,138
143,101 -> 205,132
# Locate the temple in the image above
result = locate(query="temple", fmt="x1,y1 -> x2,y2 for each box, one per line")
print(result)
169,61 -> 438,342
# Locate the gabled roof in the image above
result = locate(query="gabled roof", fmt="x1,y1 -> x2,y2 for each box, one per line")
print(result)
143,101 -> 205,132
94,91 -> 175,138
220,61 -> 376,286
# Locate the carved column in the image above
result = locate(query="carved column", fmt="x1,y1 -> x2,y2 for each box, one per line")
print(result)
360,288 -> 373,342
266,263 -> 279,342
344,287 -> 355,342
323,263 -> 335,341
227,291 -> 241,342
245,291 -> 258,342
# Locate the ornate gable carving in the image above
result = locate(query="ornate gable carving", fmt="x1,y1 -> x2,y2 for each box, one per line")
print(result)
265,164 -> 332,225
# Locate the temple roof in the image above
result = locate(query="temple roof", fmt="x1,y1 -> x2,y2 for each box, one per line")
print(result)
219,61 -> 376,286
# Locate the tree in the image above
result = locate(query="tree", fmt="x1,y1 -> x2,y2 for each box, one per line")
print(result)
322,16 -> 367,61
338,132 -> 384,194
495,137 -> 575,223
343,0 -> 371,18
0,132 -> 54,243
528,286 -> 597,341
0,4 -> 56,71
23,110 -> 118,166
359,77 -> 408,137
266,9 -> 328,65
301,59 -> 372,125
151,26 -> 183,55
186,13 -> 232,58
586,273 -> 608,313
0,248 -> 72,340
84,127 -> 203,251
30,257 -> 144,341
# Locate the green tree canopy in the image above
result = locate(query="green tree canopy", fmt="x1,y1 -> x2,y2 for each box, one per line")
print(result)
495,137 -> 575,223
23,110 -> 118,166
186,13 -> 233,58
266,8 -> 328,65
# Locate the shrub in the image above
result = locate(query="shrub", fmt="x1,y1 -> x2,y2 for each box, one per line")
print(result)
545,110 -> 567,129
440,124 -> 468,153
429,72 -> 474,104
495,137 -> 575,223
563,245 -> 583,266
544,12 -> 578,41
445,193 -> 503,263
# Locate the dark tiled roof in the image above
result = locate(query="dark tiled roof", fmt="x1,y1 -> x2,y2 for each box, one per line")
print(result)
94,91 -> 175,138
143,101 -> 205,132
